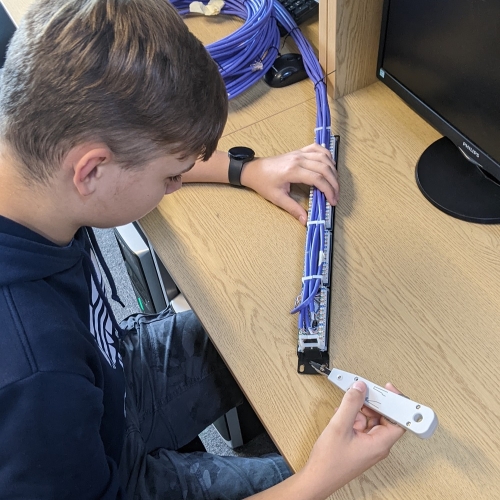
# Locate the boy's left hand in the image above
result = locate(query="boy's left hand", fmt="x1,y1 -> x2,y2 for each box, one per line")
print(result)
240,143 -> 339,225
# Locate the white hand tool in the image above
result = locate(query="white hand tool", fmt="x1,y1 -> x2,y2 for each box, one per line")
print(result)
310,362 -> 438,439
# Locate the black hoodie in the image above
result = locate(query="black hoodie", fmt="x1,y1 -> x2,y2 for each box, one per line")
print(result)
0,216 -> 125,498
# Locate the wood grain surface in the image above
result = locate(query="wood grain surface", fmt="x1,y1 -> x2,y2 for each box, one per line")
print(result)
321,0 -> 384,100
142,83 -> 500,499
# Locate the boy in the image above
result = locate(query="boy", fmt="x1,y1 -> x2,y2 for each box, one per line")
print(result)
0,0 -> 405,498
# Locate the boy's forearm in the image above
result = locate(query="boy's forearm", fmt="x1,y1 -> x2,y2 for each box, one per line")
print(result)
182,150 -> 230,184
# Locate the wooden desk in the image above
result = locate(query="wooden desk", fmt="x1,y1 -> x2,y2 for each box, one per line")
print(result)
141,81 -> 500,499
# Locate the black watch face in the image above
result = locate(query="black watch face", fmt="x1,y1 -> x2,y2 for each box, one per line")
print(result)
229,146 -> 254,160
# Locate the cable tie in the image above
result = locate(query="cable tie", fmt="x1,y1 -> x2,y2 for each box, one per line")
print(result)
281,26 -> 302,48
314,126 -> 331,132
302,275 -> 322,283
314,77 -> 326,90
306,220 -> 325,225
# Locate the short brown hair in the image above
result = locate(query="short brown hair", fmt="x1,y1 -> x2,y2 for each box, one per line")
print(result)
0,0 -> 228,183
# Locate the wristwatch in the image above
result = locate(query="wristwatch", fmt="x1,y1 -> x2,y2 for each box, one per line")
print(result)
228,146 -> 255,187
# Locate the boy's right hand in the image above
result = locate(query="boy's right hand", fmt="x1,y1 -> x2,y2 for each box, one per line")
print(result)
300,381 -> 406,498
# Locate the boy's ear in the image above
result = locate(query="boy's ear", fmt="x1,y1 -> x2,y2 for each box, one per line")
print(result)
72,146 -> 113,196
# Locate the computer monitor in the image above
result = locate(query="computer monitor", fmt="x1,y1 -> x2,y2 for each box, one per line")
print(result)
0,1 -> 16,69
377,0 -> 500,224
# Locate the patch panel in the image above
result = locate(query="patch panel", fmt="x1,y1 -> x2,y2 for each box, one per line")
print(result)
294,134 -> 339,374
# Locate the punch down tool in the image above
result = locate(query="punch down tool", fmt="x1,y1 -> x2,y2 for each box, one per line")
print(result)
310,362 -> 438,439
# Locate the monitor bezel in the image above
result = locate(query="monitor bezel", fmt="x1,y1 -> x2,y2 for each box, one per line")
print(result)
376,0 -> 500,184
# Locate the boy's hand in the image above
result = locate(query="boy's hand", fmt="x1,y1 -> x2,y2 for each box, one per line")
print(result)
299,381 -> 406,498
240,143 -> 339,225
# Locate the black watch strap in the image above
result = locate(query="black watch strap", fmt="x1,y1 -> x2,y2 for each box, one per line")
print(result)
228,146 -> 255,187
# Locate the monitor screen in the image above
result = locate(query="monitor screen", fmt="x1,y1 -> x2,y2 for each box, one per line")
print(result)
378,0 -> 500,223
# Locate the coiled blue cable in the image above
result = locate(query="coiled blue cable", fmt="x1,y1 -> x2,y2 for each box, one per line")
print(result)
171,0 -> 281,98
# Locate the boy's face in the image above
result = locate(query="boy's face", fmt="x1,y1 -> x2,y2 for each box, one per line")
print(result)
91,152 -> 197,228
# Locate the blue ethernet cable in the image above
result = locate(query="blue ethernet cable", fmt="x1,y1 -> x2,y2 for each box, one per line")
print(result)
272,1 -> 336,373
172,0 -> 336,373
171,0 -> 281,98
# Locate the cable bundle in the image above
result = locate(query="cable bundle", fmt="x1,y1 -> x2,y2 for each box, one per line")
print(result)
290,188 -> 327,332
173,0 -> 333,357
271,1 -> 331,143
171,0 -> 281,98
271,3 -> 333,343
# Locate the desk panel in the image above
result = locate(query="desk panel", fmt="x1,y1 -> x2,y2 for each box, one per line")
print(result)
3,0 -> 29,23
142,83 -> 500,499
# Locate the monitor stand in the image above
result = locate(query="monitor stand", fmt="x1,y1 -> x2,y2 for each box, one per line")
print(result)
416,137 -> 500,224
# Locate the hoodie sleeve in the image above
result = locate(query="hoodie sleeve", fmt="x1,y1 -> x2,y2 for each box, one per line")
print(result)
0,371 -> 123,499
